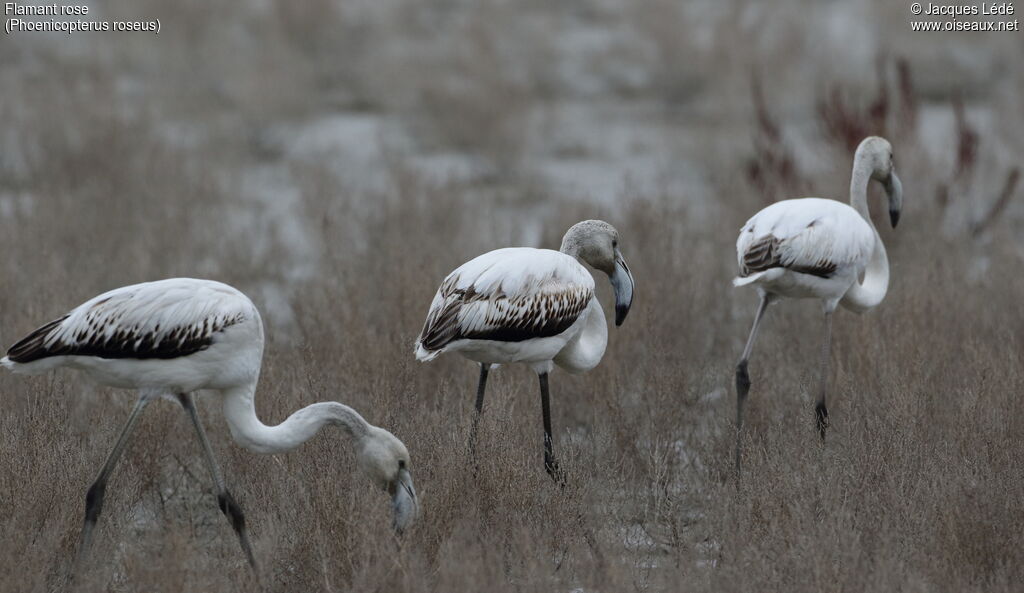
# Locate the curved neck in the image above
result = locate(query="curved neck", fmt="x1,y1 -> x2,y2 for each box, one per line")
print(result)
554,298 -> 608,373
849,155 -> 874,221
842,159 -> 889,313
841,228 -> 889,312
221,382 -> 369,454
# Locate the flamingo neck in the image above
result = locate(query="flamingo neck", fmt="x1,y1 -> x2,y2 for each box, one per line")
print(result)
849,155 -> 874,222
841,228 -> 889,312
554,298 -> 608,373
841,157 -> 889,313
221,382 -> 370,454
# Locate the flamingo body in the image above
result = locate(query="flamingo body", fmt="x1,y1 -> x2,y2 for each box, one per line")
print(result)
734,198 -> 875,305
415,247 -> 603,373
2,278 -> 262,392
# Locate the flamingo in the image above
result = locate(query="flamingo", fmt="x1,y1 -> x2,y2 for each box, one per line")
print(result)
414,220 -> 635,479
732,136 -> 903,471
1,278 -> 417,571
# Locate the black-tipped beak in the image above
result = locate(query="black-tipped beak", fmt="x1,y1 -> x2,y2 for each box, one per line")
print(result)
884,170 -> 903,229
390,468 -> 417,534
610,250 -> 634,326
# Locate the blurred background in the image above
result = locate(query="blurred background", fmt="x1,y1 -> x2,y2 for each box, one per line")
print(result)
0,1 -> 1022,591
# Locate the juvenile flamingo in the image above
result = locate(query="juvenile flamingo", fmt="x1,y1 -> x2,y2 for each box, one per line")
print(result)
415,220 -> 635,479
732,136 -> 903,471
1,278 -> 417,570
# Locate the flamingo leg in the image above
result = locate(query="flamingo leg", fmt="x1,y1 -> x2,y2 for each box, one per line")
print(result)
735,293 -> 772,475
177,393 -> 258,572
538,372 -> 562,482
75,396 -> 151,570
474,363 -> 490,415
815,311 -> 833,440
468,363 -> 490,460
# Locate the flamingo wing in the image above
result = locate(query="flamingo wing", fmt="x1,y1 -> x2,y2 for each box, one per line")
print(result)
415,248 -> 595,359
5,279 -> 254,363
736,198 -> 874,279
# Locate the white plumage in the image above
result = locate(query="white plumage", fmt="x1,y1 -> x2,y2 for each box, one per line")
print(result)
3,279 -> 258,390
415,220 -> 635,479
2,278 -> 418,572
415,247 -> 598,371
733,197 -> 876,302
731,137 -> 903,472
42,280 -> 250,357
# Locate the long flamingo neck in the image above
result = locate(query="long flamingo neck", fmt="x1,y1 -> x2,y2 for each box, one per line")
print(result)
221,382 -> 369,454
849,155 -> 874,223
841,155 -> 889,313
840,229 -> 889,313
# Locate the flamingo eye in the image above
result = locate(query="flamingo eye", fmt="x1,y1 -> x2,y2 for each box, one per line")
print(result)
398,459 -> 406,470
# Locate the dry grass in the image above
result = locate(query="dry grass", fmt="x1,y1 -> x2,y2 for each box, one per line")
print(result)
1,1 -> 1023,592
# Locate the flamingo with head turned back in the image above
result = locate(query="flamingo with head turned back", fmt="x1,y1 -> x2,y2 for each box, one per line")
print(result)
732,136 -> 903,472
1,278 -> 418,572
414,220 -> 635,479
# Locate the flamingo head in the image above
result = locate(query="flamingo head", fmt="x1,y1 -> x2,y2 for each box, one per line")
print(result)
560,220 -> 635,325
357,427 -> 418,533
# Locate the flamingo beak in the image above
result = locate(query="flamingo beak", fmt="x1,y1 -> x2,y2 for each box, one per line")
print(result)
610,249 -> 634,326
885,170 -> 902,228
390,468 -> 418,534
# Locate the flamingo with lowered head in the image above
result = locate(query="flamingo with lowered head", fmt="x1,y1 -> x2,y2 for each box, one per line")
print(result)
1,278 -> 417,571
732,136 -> 903,471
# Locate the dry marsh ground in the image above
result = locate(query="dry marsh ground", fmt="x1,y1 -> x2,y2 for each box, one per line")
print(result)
1,1 -> 1022,592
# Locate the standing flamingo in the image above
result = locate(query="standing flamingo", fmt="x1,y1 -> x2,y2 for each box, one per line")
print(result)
1,278 -> 417,570
732,136 -> 903,471
415,220 -> 635,479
